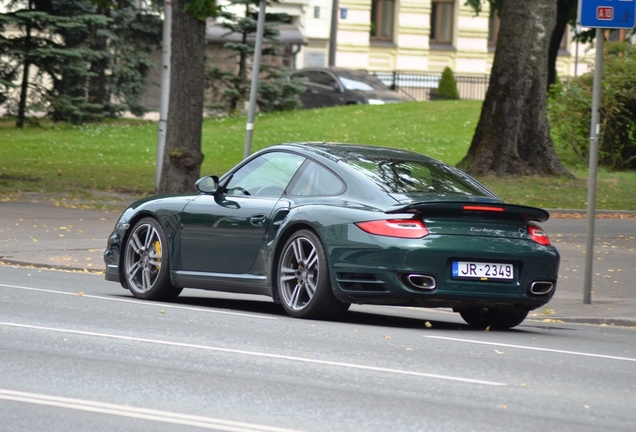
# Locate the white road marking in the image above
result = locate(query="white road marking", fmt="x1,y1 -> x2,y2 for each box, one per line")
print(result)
0,283 -> 277,320
423,335 -> 636,363
0,321 -> 506,386
0,389 -> 302,432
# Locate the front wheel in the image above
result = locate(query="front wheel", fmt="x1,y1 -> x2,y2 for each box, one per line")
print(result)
277,230 -> 349,320
458,307 -> 529,330
123,217 -> 182,301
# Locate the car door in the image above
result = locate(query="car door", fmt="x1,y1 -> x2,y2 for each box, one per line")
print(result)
179,151 -> 305,274
297,71 -> 344,108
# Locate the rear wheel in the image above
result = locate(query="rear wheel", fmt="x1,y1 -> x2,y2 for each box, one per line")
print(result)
458,307 -> 529,330
277,229 -> 349,320
123,217 -> 182,301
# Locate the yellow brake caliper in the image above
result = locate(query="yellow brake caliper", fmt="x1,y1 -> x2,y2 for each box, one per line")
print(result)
154,240 -> 162,269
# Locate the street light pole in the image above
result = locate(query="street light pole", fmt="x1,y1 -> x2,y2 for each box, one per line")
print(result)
583,28 -> 605,304
243,0 -> 267,159
156,0 -> 172,192
328,0 -> 338,66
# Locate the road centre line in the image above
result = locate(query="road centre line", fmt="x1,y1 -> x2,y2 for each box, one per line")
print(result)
0,321 -> 506,387
423,335 -> 636,363
0,389 -> 302,432
0,283 -> 276,320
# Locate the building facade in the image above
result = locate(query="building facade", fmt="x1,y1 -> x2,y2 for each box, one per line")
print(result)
264,0 -> 594,77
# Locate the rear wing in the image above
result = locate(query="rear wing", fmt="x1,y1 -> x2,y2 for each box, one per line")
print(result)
386,201 -> 550,223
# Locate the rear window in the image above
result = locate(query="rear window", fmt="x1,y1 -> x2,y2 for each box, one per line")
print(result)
345,157 -> 491,197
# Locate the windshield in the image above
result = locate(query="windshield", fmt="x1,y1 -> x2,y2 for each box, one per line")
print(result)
345,157 -> 493,197
336,72 -> 388,91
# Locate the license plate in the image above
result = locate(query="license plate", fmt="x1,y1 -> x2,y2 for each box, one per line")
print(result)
452,261 -> 514,280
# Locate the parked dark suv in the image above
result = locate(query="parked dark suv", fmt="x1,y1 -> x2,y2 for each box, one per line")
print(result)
292,67 -> 411,109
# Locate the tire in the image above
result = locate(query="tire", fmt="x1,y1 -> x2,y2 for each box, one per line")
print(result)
458,307 -> 529,330
123,217 -> 182,301
277,229 -> 349,320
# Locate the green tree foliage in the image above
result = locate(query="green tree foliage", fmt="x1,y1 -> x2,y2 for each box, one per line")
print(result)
435,67 -> 459,100
256,68 -> 306,112
549,41 -> 636,171
204,0 -> 304,114
0,0 -> 161,124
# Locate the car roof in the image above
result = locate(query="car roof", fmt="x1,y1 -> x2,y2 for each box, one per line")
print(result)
273,142 -> 441,164
293,67 -> 380,80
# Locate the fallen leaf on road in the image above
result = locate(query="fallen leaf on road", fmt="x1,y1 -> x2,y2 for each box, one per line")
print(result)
542,318 -> 564,323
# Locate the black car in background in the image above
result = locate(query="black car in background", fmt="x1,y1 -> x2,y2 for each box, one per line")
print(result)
292,67 -> 411,109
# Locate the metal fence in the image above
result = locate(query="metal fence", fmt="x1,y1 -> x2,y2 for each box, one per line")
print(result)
371,71 -> 490,101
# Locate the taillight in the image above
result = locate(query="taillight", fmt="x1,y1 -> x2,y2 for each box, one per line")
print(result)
528,225 -> 551,246
355,219 -> 429,239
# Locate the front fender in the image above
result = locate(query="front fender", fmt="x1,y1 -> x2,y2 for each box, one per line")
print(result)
104,195 -> 196,282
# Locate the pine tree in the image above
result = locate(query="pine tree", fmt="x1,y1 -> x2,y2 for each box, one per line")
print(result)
205,0 -> 304,114
0,0 -> 161,124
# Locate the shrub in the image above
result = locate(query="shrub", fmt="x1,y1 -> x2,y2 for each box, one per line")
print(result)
435,67 -> 460,100
549,41 -> 636,170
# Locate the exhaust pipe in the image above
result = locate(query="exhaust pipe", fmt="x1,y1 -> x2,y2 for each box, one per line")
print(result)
404,274 -> 437,290
529,281 -> 554,295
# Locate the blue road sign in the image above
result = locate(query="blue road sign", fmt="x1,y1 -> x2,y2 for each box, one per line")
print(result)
580,0 -> 636,29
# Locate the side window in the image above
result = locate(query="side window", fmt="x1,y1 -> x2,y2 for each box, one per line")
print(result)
294,71 -> 311,80
288,161 -> 344,196
312,72 -> 338,88
225,152 -> 305,197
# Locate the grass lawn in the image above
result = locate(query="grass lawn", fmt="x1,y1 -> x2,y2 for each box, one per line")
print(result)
1,100 -> 635,211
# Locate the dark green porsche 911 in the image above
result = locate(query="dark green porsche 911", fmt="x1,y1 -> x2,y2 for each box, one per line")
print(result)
104,143 -> 559,329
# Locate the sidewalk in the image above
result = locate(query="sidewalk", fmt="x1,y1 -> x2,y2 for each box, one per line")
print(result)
1,201 -> 635,327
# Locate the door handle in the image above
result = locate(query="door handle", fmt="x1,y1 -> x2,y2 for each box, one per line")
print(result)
250,214 -> 267,227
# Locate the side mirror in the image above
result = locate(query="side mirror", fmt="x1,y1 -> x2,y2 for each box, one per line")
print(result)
195,175 -> 219,194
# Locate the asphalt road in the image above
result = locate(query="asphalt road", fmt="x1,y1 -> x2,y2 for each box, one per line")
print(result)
1,265 -> 635,431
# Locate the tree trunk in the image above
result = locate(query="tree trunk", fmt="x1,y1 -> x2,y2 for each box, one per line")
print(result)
158,0 -> 206,194
547,0 -> 575,89
88,5 -> 109,114
16,2 -> 33,129
458,0 -> 570,177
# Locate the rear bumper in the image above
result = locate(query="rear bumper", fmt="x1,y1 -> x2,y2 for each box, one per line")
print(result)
326,232 -> 559,310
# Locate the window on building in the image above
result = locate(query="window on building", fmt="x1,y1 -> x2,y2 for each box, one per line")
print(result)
430,0 -> 454,44
370,0 -> 395,41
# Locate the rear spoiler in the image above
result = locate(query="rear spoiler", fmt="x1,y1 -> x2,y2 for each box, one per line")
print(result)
386,201 -> 550,223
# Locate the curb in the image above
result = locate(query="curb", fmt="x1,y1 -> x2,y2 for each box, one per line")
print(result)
538,317 -> 636,328
0,258 -> 104,274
